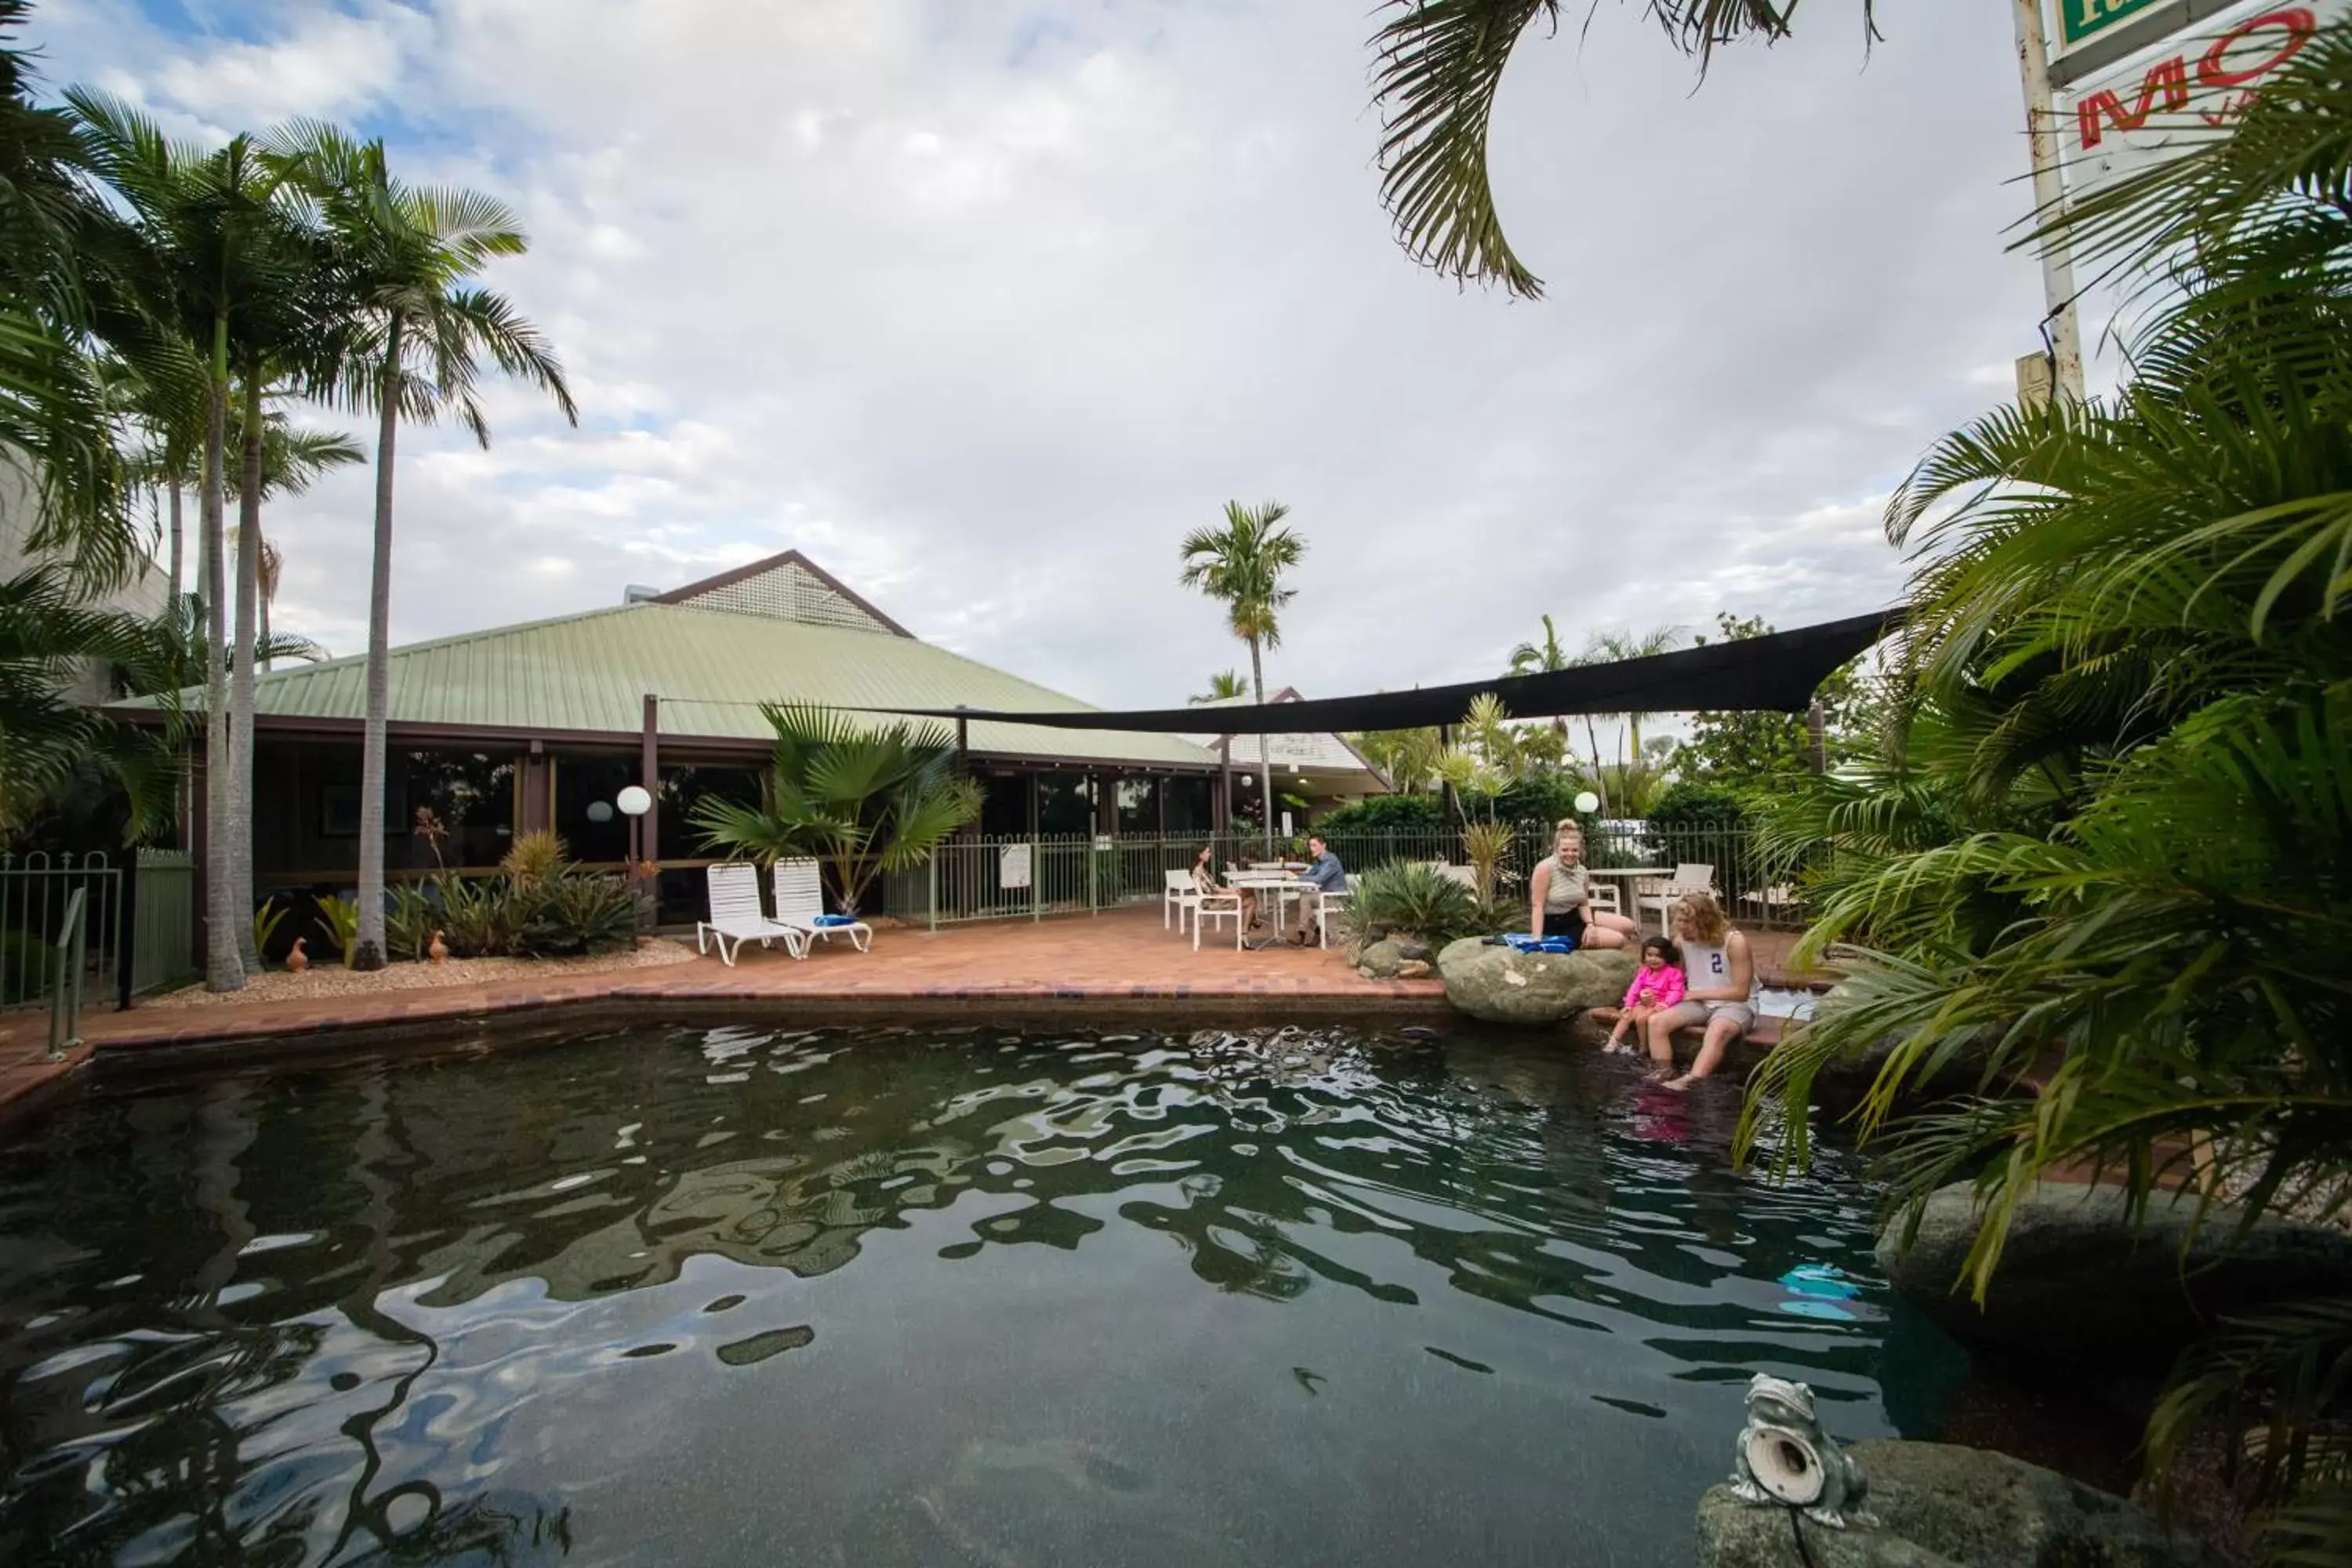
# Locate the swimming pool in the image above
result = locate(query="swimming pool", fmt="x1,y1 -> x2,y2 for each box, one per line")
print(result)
0,1022 -> 1967,1566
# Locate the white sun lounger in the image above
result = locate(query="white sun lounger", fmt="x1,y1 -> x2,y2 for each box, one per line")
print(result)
773,858 -> 873,953
696,863 -> 806,965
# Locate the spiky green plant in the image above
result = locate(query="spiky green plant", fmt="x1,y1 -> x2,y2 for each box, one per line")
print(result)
692,703 -> 981,914
1740,27 -> 2352,1560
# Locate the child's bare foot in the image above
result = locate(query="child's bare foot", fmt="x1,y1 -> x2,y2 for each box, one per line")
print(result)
1660,1073 -> 1699,1092
1643,1063 -> 1675,1082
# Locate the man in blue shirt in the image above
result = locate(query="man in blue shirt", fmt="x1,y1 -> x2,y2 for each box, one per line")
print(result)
1289,836 -> 1347,946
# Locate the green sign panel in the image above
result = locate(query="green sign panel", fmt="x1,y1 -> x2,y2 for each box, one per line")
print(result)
2057,0 -> 2175,49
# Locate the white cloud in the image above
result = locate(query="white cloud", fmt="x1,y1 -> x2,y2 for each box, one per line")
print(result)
42,1 -> 2105,710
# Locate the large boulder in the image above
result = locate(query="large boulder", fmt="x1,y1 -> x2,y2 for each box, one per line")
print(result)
1878,1181 -> 2352,1374
1695,1439 -> 2224,1567
1435,938 -> 1637,1027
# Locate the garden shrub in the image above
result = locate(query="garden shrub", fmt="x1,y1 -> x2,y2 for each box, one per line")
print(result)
1315,793 -> 1443,834
1647,781 -> 1748,831
1343,862 -> 1492,947
514,873 -> 639,957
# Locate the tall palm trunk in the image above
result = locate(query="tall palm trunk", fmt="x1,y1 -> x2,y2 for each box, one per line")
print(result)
350,318 -> 400,972
200,322 -> 241,992
166,479 -> 183,608
229,369 -> 263,974
1248,633 -> 1273,857
1584,717 -> 1608,814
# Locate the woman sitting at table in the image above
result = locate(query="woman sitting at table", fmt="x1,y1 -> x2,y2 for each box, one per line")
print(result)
1192,844 -> 1258,929
1528,822 -> 1637,949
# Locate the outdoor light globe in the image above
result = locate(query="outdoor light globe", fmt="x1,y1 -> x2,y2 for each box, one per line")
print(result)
1574,792 -> 1601,815
615,785 -> 654,818
585,801 -> 614,824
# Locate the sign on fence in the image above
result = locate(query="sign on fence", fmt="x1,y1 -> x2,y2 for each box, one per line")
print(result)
998,844 -> 1032,891
2060,3 -> 2344,201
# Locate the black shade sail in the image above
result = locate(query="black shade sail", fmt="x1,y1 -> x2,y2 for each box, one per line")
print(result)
876,608 -> 1900,735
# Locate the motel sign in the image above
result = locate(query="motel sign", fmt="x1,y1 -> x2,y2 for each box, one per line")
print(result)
2059,2 -> 2351,200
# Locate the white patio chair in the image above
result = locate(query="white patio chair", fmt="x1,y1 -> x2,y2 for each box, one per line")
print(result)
773,858 -> 873,953
696,863 -> 806,966
1194,885 -> 1246,950
1636,862 -> 1717,935
1313,886 -> 1352,949
1587,882 -> 1621,916
1163,869 -> 1200,933
1741,884 -> 1805,925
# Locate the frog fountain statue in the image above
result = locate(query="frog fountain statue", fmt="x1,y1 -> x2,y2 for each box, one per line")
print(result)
1725,1374 -> 1871,1530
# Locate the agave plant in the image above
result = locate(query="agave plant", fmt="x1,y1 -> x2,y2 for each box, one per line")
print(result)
692,703 -> 980,914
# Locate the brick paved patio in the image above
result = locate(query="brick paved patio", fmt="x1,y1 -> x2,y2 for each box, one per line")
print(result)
0,906 -> 1822,1125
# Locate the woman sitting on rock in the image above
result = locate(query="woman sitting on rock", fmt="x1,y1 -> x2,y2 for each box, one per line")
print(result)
1529,822 -> 1639,950
1646,891 -> 1756,1090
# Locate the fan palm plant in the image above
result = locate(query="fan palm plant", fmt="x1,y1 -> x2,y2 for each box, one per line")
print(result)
691,704 -> 982,916
1180,500 -> 1305,855
1741,25 -> 2352,1560
1369,2 -> 1878,297
284,123 -> 576,972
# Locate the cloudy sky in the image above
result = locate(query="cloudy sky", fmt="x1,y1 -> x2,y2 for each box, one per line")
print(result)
41,1 -> 2095,714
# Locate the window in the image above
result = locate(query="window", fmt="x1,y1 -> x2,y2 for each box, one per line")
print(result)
1036,772 -> 1095,836
403,750 -> 514,869
554,756 -> 637,864
1116,777 -> 1158,835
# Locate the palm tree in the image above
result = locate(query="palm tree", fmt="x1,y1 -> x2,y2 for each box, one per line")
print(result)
1580,622 -> 1685,766
692,704 -> 981,914
0,4 -> 140,586
1179,500 -> 1305,855
1743,29 -> 2352,1559
223,412 -> 363,668
69,93 -> 320,991
1507,610 -> 1582,779
1370,2 -> 1878,297
0,564 -> 180,838
1191,669 -> 1248,703
288,125 -> 576,971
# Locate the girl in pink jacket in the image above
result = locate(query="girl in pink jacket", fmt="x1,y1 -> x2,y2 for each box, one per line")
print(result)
1605,938 -> 1686,1054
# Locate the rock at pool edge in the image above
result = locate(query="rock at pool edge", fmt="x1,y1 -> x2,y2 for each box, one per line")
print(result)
1695,1439 -> 2225,1567
1435,938 -> 1636,1026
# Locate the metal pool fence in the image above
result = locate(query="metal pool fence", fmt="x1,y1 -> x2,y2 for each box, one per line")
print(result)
877,822 -> 1806,931
0,848 -> 198,1011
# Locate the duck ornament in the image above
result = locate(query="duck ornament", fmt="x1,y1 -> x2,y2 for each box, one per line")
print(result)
1726,1374 -> 1871,1529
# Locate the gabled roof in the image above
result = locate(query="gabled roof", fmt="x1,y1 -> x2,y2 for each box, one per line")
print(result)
652,548 -> 913,637
122,601 -> 1217,770
1189,688 -> 1390,783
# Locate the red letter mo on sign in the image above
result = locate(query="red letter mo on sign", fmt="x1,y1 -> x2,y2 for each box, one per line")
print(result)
2075,8 -> 2317,150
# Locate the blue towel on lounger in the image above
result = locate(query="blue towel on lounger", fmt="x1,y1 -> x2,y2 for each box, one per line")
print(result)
812,913 -> 858,927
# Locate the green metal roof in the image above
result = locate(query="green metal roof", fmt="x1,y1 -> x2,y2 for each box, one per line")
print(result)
132,602 -> 1219,770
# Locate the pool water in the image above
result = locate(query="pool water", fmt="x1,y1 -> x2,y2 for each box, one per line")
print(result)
0,1023 -> 1968,1567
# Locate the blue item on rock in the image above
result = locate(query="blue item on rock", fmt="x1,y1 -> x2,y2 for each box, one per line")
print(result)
1501,932 -> 1577,954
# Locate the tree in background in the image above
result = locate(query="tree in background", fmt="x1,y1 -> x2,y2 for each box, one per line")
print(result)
1666,613 -> 1879,789
1179,500 -> 1305,856
1368,1 -> 1878,298
291,125 -> 575,971
1191,669 -> 1248,703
